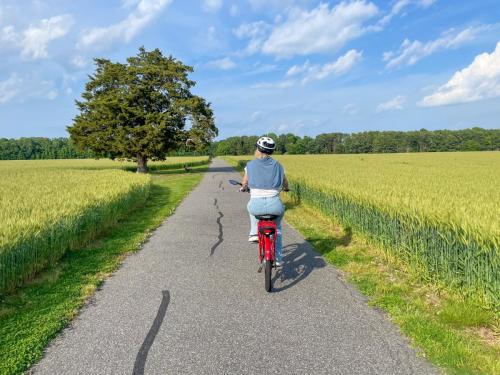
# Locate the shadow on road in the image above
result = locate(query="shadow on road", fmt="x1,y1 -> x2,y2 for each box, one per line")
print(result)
272,242 -> 327,292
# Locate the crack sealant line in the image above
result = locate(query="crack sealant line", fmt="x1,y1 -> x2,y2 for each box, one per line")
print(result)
210,197 -> 224,256
133,290 -> 170,375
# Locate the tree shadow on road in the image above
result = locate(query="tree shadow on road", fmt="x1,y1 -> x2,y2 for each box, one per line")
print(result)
272,242 -> 327,292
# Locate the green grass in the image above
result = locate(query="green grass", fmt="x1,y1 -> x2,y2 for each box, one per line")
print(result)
282,196 -> 499,374
0,166 -> 206,375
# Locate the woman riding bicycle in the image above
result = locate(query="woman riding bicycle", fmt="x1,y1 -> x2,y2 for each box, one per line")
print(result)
240,136 -> 289,267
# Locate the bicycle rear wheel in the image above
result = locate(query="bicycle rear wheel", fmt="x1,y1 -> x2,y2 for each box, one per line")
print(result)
264,260 -> 272,292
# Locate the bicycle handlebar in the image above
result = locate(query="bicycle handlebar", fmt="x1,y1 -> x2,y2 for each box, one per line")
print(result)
228,179 -> 289,193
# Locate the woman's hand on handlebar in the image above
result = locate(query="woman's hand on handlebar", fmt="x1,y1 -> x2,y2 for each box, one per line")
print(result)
282,175 -> 290,192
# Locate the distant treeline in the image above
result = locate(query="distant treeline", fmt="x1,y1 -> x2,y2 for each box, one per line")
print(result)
2,128 -> 499,160
212,127 -> 500,155
0,138 -> 94,160
0,137 -> 205,160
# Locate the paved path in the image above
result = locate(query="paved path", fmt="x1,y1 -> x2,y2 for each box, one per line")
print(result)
33,159 -> 436,375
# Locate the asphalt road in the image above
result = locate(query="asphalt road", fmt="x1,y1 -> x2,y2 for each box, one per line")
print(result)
32,159 -> 436,375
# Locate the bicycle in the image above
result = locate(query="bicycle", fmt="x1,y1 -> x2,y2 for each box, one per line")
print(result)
229,179 -> 283,292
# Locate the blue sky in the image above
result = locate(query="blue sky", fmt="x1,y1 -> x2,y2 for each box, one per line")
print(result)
0,0 -> 499,139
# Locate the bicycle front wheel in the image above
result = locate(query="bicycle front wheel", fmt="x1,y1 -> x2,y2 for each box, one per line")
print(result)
264,260 -> 272,292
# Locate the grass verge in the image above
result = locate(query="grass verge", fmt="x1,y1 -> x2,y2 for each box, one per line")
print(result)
0,166 -> 207,375
282,195 -> 499,375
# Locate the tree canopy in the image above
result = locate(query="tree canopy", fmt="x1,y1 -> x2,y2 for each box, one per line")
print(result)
211,128 -> 500,155
68,47 -> 217,172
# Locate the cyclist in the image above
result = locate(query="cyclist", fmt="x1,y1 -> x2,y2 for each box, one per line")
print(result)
240,136 -> 289,266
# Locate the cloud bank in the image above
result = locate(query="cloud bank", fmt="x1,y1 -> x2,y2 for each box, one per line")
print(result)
376,95 -> 406,112
287,49 -> 363,84
384,26 -> 486,68
420,41 -> 500,106
1,14 -> 73,60
78,0 -> 171,50
260,1 -> 378,58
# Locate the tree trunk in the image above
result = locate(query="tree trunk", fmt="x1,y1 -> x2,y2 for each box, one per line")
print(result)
137,154 -> 148,173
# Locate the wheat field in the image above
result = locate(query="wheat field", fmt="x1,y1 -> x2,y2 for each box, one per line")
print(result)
0,157 -> 208,294
225,152 -> 500,306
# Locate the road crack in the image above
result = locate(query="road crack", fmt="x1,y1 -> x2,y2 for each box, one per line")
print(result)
133,290 -> 170,375
210,198 -> 224,256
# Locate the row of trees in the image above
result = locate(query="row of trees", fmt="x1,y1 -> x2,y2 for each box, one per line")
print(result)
212,128 -> 500,155
0,137 -> 93,160
2,128 -> 498,160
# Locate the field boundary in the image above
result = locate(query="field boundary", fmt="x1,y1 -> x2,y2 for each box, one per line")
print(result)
122,158 -> 211,172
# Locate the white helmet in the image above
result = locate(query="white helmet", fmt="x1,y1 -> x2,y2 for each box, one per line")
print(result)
256,136 -> 276,154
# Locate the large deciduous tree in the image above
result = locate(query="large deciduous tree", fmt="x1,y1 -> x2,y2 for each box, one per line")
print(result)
68,47 -> 217,172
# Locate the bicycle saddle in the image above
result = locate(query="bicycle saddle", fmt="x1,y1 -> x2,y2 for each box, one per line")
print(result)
255,214 -> 278,221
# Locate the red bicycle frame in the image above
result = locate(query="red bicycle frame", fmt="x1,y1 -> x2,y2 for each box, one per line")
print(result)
257,219 -> 277,264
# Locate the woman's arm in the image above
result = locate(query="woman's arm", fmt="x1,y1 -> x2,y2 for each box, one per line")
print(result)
241,172 -> 249,191
282,175 -> 289,191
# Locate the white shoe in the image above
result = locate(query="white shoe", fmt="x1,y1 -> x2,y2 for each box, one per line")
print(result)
248,235 -> 258,243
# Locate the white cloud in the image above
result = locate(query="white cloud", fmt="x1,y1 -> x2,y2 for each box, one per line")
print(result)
419,41 -> 500,107
1,25 -> 19,44
392,0 -> 411,15
206,57 -> 236,70
203,0 -> 223,13
0,15 -> 73,60
286,60 -> 310,77
251,80 -> 295,89
243,63 -> 277,76
233,21 -> 271,55
376,95 -> 406,112
233,22 -> 266,39
384,26 -> 485,68
419,0 -> 436,7
78,0 -> 171,50
261,1 -> 378,58
0,74 -> 22,104
0,73 -> 58,104
378,0 -> 436,27
286,50 -> 363,84
341,103 -> 358,115
304,49 -> 362,83
72,55 -> 87,68
21,14 -> 73,60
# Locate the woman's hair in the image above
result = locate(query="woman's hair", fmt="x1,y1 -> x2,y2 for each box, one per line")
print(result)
254,148 -> 274,158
